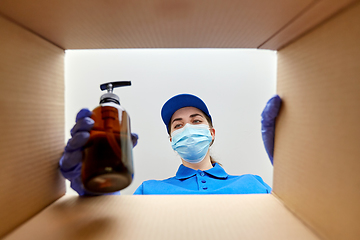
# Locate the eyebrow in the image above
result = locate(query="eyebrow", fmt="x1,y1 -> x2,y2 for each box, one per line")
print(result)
171,114 -> 204,124
190,113 -> 203,118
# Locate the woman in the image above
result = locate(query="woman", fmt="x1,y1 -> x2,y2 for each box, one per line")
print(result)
134,94 -> 271,194
60,94 -> 281,196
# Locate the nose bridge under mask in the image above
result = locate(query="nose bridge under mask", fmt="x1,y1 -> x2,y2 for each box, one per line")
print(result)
171,123 -> 209,138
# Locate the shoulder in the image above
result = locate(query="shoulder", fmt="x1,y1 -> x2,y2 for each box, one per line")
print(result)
235,174 -> 272,193
133,177 -> 178,195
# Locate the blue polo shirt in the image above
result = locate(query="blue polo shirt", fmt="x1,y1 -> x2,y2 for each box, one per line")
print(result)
134,163 -> 271,195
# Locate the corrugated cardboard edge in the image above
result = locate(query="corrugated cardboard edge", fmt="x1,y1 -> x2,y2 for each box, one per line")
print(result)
271,192 -> 325,239
0,14 -> 66,238
259,0 -> 358,50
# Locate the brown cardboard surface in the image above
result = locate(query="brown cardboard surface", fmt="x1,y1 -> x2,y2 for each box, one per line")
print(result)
0,15 -> 66,237
0,0 -> 313,49
259,0 -> 357,50
4,195 -> 320,240
0,0 -> 359,239
274,2 -> 360,240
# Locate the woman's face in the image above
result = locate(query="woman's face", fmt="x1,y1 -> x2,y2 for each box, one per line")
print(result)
169,107 -> 215,140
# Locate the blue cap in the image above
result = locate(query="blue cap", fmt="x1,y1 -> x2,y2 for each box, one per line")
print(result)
161,94 -> 212,133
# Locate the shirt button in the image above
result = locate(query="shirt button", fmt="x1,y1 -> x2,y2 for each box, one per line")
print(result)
201,180 -> 206,183
200,172 -> 205,176
203,187 -> 208,190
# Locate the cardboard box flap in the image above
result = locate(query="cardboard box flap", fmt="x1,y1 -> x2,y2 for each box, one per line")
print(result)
4,195 -> 321,240
274,2 -> 360,240
0,14 -> 65,238
0,0 -> 356,50
0,0 -> 322,50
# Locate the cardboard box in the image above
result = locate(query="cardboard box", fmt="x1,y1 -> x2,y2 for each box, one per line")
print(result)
0,0 -> 359,239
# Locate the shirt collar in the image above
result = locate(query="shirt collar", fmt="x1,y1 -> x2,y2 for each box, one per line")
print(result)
204,163 -> 229,179
175,163 -> 229,180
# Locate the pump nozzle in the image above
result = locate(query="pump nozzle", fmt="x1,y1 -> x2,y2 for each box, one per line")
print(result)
99,81 -> 131,105
100,81 -> 131,92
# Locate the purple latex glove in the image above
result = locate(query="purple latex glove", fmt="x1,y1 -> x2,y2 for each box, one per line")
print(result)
59,108 -> 139,196
261,95 -> 282,165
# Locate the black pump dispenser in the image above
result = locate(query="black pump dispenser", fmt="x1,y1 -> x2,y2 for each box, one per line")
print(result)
81,81 -> 134,194
99,81 -> 131,105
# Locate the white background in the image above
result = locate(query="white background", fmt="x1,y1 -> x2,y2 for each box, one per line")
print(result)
65,48 -> 277,195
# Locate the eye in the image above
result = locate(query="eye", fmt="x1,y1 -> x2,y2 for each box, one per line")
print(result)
174,123 -> 183,129
193,119 -> 202,124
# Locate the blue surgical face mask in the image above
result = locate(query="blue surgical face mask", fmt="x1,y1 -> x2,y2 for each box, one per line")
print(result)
171,123 -> 213,163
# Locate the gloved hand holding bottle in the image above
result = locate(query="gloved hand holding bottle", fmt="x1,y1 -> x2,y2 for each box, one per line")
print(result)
261,94 -> 282,165
59,108 -> 139,196
59,81 -> 138,196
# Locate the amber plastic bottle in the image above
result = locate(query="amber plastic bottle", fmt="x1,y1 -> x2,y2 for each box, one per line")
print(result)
81,81 -> 134,194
